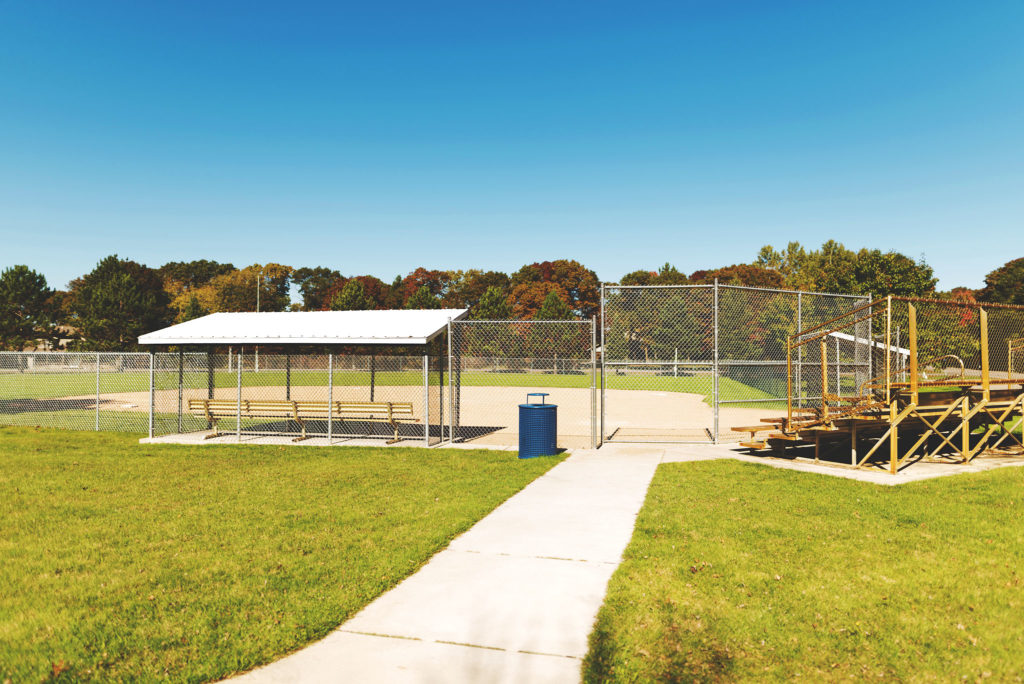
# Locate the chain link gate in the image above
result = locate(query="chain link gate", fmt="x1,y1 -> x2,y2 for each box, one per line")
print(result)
600,283 -> 869,444
449,319 -> 597,449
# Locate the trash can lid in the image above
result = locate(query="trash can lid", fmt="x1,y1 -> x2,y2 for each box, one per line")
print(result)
525,392 -> 549,405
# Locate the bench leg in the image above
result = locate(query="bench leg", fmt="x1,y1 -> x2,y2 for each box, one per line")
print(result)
203,418 -> 221,440
291,417 -> 310,443
386,420 -> 402,445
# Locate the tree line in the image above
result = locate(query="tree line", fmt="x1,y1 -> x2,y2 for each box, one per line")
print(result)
0,241 -> 1020,351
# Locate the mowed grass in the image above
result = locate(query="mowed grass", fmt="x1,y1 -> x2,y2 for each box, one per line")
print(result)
584,460 -> 1024,682
0,427 -> 562,682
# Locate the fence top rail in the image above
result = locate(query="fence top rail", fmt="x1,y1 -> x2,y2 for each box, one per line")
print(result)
601,283 -> 870,299
892,296 -> 1024,312
788,298 -> 886,346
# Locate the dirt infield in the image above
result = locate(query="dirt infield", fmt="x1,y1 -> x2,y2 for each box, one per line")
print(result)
62,384 -> 784,448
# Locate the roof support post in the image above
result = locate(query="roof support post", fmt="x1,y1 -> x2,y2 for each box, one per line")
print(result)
236,346 -> 242,442
328,352 -> 333,444
148,352 -> 155,439
423,354 -> 430,446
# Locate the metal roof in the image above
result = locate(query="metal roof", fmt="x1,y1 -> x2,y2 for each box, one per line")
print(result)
138,309 -> 468,346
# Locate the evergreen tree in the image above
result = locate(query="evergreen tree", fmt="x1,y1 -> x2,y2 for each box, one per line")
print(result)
534,291 -> 573,320
330,280 -> 374,311
68,255 -> 171,350
404,285 -> 441,309
0,265 -> 53,349
470,286 -> 511,320
179,294 -> 209,322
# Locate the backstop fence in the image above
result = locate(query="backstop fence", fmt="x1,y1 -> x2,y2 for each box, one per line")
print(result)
600,283 -> 870,443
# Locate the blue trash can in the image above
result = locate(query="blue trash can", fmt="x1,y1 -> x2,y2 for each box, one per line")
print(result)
519,393 -> 557,459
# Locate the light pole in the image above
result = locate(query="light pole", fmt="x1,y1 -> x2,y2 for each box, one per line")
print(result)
255,267 -> 264,372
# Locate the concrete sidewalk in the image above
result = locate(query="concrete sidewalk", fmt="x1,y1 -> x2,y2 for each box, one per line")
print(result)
232,446 -> 663,684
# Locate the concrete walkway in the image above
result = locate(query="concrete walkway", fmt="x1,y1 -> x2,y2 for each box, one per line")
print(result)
230,442 -> 1024,683
233,446 -> 663,684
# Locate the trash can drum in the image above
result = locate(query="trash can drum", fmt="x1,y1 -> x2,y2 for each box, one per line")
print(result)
519,393 -> 557,458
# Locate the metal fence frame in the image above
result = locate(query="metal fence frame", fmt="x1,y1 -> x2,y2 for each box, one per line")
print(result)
599,281 -> 870,444
3,287 -> 873,448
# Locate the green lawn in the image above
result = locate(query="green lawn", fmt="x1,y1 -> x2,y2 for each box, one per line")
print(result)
0,428 -> 561,682
584,460 -> 1024,682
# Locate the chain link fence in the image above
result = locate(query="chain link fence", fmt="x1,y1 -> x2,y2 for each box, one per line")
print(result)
600,283 -> 870,443
0,351 -> 165,432
450,319 -> 596,449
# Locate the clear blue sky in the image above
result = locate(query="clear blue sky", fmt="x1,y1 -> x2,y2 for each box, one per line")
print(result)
1,1 -> 1022,292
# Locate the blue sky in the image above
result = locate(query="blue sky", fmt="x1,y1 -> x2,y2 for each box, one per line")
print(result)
1,1 -> 1022,292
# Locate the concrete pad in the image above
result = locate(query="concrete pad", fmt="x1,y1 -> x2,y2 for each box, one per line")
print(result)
653,442 -> 1024,485
233,630 -> 580,684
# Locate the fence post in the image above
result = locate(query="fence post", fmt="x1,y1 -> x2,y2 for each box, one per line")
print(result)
797,292 -> 803,408
148,352 -> 155,439
328,352 -> 333,443
835,336 -> 840,398
713,279 -> 719,444
600,284 -> 606,444
286,353 -> 291,401
95,352 -> 101,432
177,350 -> 184,434
591,315 -> 597,449
447,318 -> 453,444
423,354 -> 430,446
236,346 -> 242,442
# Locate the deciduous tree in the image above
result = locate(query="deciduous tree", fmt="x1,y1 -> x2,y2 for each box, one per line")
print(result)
509,259 -> 598,319
977,258 -> 1024,305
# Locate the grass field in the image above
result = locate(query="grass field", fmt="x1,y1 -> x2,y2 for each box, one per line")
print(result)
584,460 -> 1024,682
0,427 -> 561,682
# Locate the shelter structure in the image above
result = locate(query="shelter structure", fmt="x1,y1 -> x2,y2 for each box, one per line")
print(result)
139,309 -> 467,445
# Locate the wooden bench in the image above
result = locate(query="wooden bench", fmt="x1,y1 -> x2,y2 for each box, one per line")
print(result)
187,399 -> 419,444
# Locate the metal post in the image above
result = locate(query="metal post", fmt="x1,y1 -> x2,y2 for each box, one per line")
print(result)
796,292 -> 803,408
423,354 -> 430,446
236,345 -> 242,442
328,353 -> 333,443
885,296 -> 892,404
95,352 -> 101,431
177,350 -> 184,434
447,318 -> 453,444
674,348 -> 678,377
148,352 -> 155,439
909,304 -> 919,405
370,354 -> 376,401
712,278 -> 719,444
835,336 -> 840,399
600,284 -> 606,444
981,309 -> 990,402
206,350 -> 214,429
285,353 -> 291,401
591,315 -> 597,449
867,294 -> 873,382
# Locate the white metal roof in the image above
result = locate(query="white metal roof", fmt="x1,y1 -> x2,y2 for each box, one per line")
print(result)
139,309 -> 468,346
